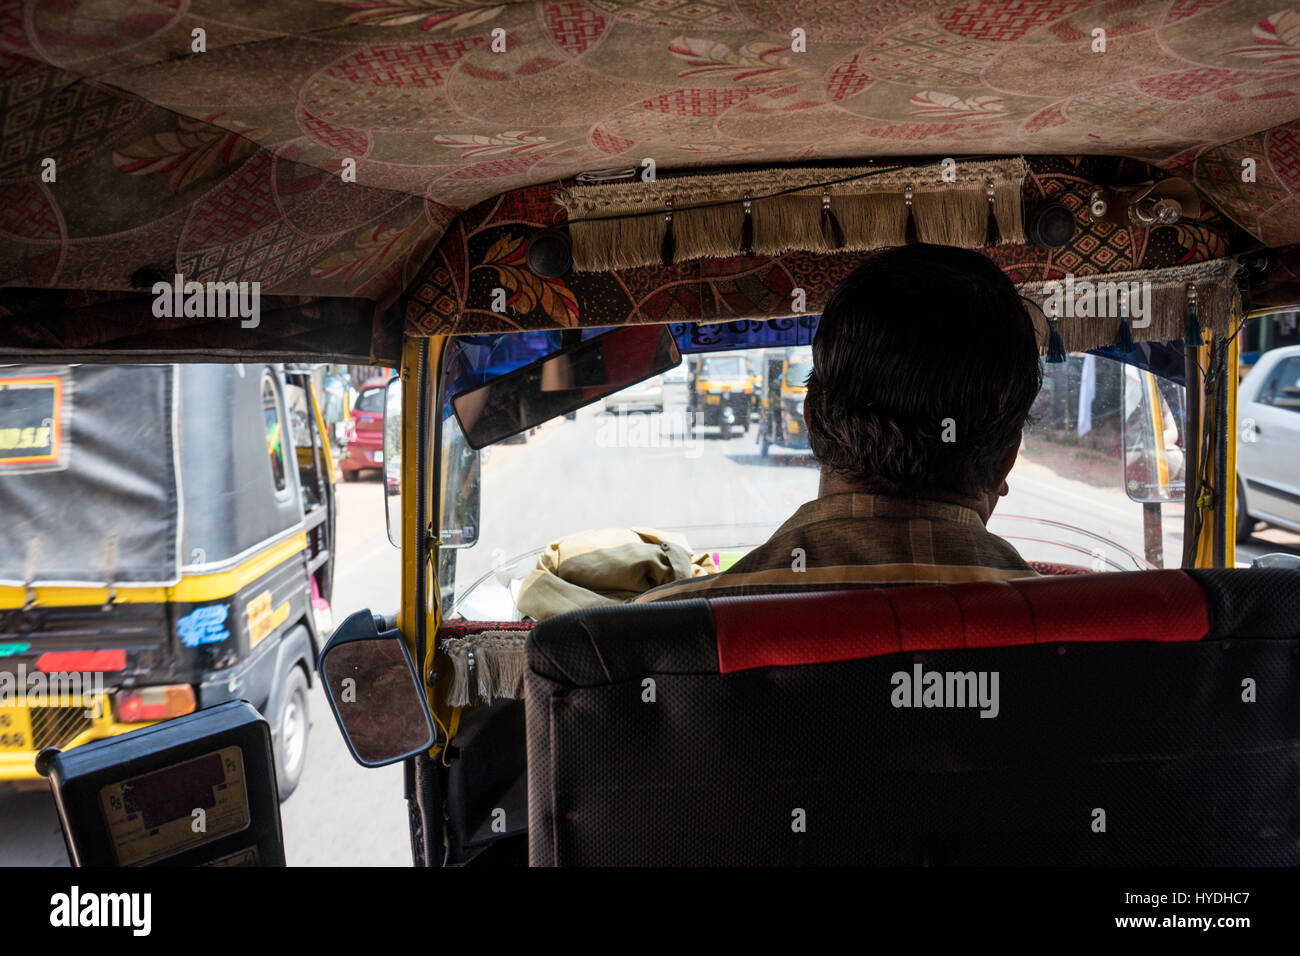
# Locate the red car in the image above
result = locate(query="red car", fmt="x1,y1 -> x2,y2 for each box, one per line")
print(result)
341,377 -> 389,480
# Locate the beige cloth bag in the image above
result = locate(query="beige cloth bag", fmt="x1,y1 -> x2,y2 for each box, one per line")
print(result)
516,527 -> 716,621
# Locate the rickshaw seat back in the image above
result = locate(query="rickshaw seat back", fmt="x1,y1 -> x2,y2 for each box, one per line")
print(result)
525,569 -> 1300,866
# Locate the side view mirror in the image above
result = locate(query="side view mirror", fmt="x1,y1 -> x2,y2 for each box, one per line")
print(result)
383,377 -> 401,547
1121,367 -> 1186,504
318,610 -> 435,768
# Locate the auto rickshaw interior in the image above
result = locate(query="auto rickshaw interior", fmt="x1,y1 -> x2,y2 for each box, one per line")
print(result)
4,0 -> 1300,867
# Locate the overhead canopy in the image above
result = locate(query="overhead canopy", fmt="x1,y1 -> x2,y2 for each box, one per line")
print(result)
2,1 -> 1300,355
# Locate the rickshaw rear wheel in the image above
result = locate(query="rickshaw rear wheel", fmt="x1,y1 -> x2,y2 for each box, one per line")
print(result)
343,469 -> 358,482
274,666 -> 310,801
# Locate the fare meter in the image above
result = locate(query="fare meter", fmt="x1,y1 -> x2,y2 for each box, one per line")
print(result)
36,700 -> 285,866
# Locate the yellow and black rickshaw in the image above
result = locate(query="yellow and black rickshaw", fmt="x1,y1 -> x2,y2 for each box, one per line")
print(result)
0,363 -> 336,799
686,350 -> 754,439
3,1 -> 1300,881
757,346 -> 814,457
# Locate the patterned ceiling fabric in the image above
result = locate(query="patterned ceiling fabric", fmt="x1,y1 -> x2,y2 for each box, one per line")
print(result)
402,154 -> 1250,335
4,0 -> 1300,330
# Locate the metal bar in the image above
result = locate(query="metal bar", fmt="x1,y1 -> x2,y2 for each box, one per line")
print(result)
1181,345 -> 1202,568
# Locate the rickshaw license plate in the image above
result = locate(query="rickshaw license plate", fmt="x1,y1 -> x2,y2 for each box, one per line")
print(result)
373,451 -> 383,463
0,704 -> 31,751
706,395 -> 721,404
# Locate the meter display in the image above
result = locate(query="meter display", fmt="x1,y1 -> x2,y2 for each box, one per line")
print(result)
37,700 -> 284,867
98,745 -> 252,866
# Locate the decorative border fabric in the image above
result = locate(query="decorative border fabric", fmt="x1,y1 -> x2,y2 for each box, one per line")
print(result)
403,155 -> 1247,339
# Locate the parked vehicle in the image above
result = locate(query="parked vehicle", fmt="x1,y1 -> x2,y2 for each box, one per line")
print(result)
1237,343 -> 1300,541
340,376 -> 389,480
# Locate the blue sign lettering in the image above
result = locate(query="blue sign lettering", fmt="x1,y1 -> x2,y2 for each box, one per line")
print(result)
177,605 -> 230,647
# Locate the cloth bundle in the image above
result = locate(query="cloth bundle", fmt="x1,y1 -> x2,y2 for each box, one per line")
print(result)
440,527 -> 715,706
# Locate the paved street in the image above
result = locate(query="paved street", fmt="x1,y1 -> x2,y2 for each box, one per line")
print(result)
3,382 -> 1296,866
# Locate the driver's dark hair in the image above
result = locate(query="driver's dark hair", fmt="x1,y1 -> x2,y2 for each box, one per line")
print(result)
804,243 -> 1042,499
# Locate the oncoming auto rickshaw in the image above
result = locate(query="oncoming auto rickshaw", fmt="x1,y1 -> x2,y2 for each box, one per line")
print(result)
3,0 -> 1300,873
686,351 -> 754,439
0,364 -> 336,799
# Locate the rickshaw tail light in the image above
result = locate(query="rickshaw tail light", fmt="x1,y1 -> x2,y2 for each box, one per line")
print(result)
114,685 -> 196,723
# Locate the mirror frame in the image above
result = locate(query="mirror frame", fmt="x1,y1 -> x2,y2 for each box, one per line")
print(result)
438,410 -> 481,550
317,609 -> 436,769
450,324 -> 681,449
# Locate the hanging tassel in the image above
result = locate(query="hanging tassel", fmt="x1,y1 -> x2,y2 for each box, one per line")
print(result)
904,184 -> 918,244
1113,285 -> 1135,352
1046,318 -> 1067,363
984,179 -> 1001,247
660,199 -> 675,267
1113,310 -> 1135,353
1184,282 -> 1204,348
740,195 -> 754,255
821,189 -> 844,249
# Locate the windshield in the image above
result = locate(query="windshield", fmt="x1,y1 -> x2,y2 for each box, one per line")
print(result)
438,326 -> 1186,620
355,388 -> 385,414
700,356 -> 745,379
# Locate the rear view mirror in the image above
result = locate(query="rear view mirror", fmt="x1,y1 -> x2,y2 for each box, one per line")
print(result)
1121,366 -> 1186,503
439,411 -> 480,548
383,377 -> 401,548
318,610 -> 435,768
451,324 -> 681,448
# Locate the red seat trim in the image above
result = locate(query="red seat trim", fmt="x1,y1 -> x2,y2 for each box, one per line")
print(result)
711,571 -> 1209,674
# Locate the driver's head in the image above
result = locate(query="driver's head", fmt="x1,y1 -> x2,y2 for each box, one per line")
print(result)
804,244 -> 1042,500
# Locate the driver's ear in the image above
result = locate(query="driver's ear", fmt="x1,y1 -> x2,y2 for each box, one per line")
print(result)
996,432 -> 1021,488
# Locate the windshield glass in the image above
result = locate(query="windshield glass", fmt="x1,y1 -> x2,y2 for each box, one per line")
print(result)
437,324 -> 1186,620
355,388 -> 385,414
700,356 -> 745,379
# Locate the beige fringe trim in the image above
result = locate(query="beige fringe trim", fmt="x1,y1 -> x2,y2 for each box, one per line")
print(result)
440,632 -> 529,707
557,159 -> 1029,272
1017,258 -> 1241,353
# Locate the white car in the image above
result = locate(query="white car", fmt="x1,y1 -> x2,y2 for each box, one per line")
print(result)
1237,344 -> 1300,541
603,374 -> 664,413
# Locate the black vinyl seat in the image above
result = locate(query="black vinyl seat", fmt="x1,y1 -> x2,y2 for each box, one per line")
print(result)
525,569 -> 1300,866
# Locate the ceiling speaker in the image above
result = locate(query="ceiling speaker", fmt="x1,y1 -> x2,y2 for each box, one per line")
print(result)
526,228 -> 572,279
